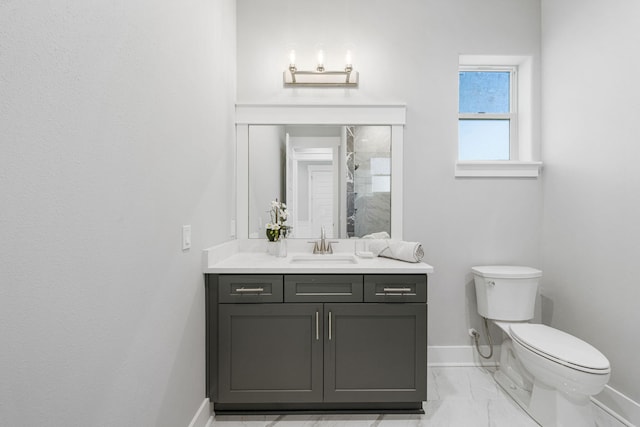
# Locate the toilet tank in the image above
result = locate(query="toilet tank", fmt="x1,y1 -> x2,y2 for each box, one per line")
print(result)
472,265 -> 542,321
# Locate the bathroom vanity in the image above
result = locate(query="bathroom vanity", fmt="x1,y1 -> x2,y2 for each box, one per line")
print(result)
204,103 -> 433,413
203,243 -> 433,414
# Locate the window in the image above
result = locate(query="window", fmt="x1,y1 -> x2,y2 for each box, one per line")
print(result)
458,67 -> 516,160
456,55 -> 542,178
370,157 -> 390,192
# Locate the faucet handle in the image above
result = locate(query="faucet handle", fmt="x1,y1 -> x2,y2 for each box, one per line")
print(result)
327,241 -> 339,254
308,241 -> 321,254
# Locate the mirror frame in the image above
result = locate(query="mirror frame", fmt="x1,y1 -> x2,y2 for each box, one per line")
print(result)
236,104 -> 406,239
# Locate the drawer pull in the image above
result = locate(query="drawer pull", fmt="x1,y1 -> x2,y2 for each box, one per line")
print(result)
383,287 -> 412,293
328,311 -> 332,341
315,311 -> 319,341
234,287 -> 265,293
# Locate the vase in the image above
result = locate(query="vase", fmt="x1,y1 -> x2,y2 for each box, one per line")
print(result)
266,241 -> 277,256
266,238 -> 287,257
275,238 -> 287,257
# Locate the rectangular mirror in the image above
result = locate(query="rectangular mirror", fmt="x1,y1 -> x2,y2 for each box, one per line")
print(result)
248,125 -> 391,239
235,104 -> 406,240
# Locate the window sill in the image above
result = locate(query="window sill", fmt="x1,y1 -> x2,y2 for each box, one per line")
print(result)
455,161 -> 542,178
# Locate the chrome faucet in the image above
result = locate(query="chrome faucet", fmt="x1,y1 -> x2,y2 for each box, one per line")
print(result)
309,226 -> 338,254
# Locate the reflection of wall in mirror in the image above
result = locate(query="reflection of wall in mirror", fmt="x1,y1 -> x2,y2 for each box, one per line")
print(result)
354,193 -> 391,237
248,126 -> 285,237
350,126 -> 392,237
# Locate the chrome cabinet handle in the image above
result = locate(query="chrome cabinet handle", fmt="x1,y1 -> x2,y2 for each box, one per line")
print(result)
383,287 -> 412,293
328,311 -> 332,341
315,311 -> 319,341
235,287 -> 264,293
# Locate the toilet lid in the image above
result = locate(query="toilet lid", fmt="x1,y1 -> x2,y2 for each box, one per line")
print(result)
510,324 -> 610,373
471,265 -> 542,279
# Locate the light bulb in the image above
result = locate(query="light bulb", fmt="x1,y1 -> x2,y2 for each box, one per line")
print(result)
316,49 -> 325,72
345,50 -> 352,66
289,50 -> 296,66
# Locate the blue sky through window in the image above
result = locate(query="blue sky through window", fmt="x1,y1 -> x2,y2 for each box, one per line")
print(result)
459,71 -> 510,113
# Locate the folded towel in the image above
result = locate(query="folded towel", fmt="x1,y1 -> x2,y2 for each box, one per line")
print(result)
361,236 -> 424,263
362,231 -> 391,240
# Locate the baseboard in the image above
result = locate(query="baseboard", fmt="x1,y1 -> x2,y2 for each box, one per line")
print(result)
593,385 -> 640,427
188,398 -> 213,427
428,345 -> 501,367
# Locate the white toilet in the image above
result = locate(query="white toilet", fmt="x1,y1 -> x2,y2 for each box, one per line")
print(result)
472,265 -> 610,427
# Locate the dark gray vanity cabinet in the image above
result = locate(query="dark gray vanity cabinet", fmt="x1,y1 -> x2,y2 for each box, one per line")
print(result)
206,273 -> 427,414
218,303 -> 323,403
324,303 -> 426,403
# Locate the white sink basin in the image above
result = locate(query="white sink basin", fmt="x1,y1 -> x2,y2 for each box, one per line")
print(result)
289,254 -> 358,264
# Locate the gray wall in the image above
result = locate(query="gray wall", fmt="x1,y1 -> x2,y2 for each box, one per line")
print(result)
541,0 -> 640,406
0,1 -> 236,426
249,126 -> 284,237
237,0 -> 543,346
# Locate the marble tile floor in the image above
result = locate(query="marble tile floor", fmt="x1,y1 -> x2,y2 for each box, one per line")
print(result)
212,367 -> 626,427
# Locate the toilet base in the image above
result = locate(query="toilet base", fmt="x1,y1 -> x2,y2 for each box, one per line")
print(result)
494,340 -> 598,427
528,379 -> 596,427
494,340 -> 534,409
494,369 -> 532,410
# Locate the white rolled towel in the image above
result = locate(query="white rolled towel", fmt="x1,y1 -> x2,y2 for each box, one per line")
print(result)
384,240 -> 424,263
361,233 -> 424,263
364,239 -> 389,256
362,231 -> 391,240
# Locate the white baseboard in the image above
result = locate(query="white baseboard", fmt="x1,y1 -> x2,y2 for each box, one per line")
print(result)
428,345 -> 501,367
187,398 -> 213,427
593,385 -> 640,427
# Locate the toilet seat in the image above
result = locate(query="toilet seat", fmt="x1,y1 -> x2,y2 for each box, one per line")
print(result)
509,324 -> 610,374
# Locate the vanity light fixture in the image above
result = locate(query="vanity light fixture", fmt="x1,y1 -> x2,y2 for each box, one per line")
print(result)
284,50 -> 359,87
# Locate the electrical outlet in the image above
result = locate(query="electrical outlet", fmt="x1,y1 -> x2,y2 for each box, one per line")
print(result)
182,225 -> 191,250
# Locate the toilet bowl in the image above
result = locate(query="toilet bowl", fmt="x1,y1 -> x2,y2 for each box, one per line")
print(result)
472,266 -> 610,427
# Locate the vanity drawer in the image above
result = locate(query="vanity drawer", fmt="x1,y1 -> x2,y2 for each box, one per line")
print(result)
284,275 -> 363,302
219,275 -> 283,303
363,275 -> 427,303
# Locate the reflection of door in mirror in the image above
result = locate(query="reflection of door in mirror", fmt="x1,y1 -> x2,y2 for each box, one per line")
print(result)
286,127 -> 340,238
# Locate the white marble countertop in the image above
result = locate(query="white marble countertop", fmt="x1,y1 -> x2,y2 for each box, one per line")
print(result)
203,239 -> 434,275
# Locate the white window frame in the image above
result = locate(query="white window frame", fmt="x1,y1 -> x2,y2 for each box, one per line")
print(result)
456,55 -> 542,178
458,65 -> 518,160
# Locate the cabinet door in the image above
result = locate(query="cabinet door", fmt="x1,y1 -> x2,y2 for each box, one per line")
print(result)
324,303 -> 427,402
218,303 -> 323,403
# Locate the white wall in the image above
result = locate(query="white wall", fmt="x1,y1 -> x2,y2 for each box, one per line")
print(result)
237,0 -> 543,345
541,0 -> 640,406
0,1 -> 235,426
